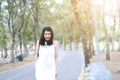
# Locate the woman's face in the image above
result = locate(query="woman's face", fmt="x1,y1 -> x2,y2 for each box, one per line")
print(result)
44,30 -> 51,41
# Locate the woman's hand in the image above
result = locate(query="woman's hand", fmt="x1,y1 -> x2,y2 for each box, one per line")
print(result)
55,70 -> 58,77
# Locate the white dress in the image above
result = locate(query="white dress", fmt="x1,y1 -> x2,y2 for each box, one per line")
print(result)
35,44 -> 56,80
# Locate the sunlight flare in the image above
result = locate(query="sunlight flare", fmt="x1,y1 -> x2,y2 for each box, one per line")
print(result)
55,0 -> 63,4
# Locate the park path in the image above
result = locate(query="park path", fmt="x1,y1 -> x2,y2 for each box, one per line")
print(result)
0,49 -> 85,80
56,50 -> 85,80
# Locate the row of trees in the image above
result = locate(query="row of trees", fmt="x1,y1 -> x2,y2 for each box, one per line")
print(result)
0,0 -> 120,66
71,0 -> 120,66
0,0 -> 45,63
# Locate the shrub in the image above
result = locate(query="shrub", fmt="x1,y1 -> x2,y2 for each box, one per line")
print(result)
16,55 -> 23,61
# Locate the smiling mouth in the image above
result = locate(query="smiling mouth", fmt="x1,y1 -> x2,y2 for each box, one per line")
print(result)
45,38 -> 50,40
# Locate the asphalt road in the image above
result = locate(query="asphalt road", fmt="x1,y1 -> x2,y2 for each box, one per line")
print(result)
0,49 -> 85,80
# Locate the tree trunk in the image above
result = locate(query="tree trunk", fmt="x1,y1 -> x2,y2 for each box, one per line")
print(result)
75,39 -> 79,50
91,38 -> 95,56
88,39 -> 92,58
23,39 -> 29,57
118,13 -> 120,51
18,0 -> 27,57
23,25 -> 30,57
7,0 -> 16,63
11,31 -> 15,63
0,1 -> 8,58
34,19 -> 38,53
116,0 -> 120,51
3,47 -> 8,58
88,27 -> 93,58
63,38 -> 67,50
118,38 -> 120,51
82,34 -> 90,67
117,20 -> 120,51
22,37 -> 29,57
1,49 -> 3,58
81,33 -> 90,66
103,23 -> 110,60
86,0 -> 94,58
69,42 -> 72,51
18,29 -> 23,56
69,38 -> 72,51
111,17 -> 116,51
106,38 -> 110,60
22,2 -> 30,57
71,0 -> 90,66
103,0 -> 110,60
23,21 -> 30,57
33,0 -> 39,51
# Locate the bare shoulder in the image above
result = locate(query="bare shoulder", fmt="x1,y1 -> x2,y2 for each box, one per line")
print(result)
36,40 -> 40,46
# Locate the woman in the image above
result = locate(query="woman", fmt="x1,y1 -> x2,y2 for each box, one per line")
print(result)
35,26 -> 58,80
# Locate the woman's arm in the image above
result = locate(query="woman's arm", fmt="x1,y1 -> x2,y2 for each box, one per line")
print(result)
35,40 -> 40,61
54,41 -> 58,76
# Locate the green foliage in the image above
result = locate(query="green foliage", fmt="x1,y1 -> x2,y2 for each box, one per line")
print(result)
0,33 -> 8,46
114,28 -> 120,41
0,0 -> 120,51
24,25 -> 35,42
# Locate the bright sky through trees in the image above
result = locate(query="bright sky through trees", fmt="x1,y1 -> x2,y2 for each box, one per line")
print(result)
55,0 -> 63,4
93,0 -> 118,26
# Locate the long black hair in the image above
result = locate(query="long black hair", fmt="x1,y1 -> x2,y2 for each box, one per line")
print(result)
39,26 -> 54,46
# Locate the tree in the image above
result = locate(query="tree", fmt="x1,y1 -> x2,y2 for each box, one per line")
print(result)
71,0 -> 90,66
102,0 -> 110,60
6,0 -> 18,63
116,0 -> 120,51
84,0 -> 95,57
16,0 -> 31,57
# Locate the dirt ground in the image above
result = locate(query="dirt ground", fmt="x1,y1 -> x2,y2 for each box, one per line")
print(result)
0,55 -> 35,72
90,52 -> 120,80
